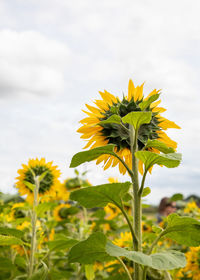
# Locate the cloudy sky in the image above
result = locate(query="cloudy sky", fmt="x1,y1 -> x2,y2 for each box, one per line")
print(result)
1,0 -> 200,204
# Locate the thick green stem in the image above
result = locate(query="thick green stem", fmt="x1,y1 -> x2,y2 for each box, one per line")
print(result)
28,177 -> 39,277
130,125 -> 142,280
117,257 -> 132,280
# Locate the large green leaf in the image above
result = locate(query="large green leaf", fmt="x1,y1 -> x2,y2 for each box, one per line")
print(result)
0,227 -> 24,238
0,257 -> 15,271
139,94 -> 160,111
36,202 -> 57,216
0,235 -> 23,246
135,151 -> 182,171
142,187 -> 151,197
68,232 -> 112,264
70,145 -> 116,168
100,114 -> 121,124
145,139 -> 174,154
70,182 -> 131,208
47,237 -> 79,251
122,111 -> 152,130
163,213 -> 200,246
106,242 -> 186,270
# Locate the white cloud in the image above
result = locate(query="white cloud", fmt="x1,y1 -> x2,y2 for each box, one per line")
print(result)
0,30 -> 70,97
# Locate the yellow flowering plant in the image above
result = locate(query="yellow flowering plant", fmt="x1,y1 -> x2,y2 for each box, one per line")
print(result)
68,79 -> 200,280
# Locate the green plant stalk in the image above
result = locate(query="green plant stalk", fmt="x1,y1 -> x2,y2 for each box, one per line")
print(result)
117,257 -> 132,280
130,125 -> 142,280
28,177 -> 39,277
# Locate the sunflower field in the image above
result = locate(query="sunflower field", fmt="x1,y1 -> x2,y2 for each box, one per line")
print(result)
1,80 -> 200,280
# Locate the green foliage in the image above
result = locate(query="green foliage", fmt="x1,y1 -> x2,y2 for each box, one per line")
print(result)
163,213 -> 200,246
139,94 -> 160,111
47,237 -> 79,251
85,265 -> 95,280
106,242 -> 186,270
70,182 -> 131,208
170,193 -> 183,201
0,227 -> 24,238
36,201 -> 57,216
135,151 -> 182,171
70,144 -> 116,168
145,139 -> 174,154
100,114 -> 121,124
142,187 -> 151,197
122,111 -> 152,130
0,235 -> 24,246
68,232 -> 112,264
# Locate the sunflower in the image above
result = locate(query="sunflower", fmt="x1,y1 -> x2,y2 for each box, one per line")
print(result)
16,158 -> 61,203
53,203 -> 71,221
78,79 -> 180,174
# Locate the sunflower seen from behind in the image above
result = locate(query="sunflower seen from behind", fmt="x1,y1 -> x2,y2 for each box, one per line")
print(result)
78,79 -> 180,174
16,158 -> 61,203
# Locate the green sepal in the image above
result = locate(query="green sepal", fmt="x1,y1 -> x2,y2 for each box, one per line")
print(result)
100,114 -> 121,125
139,93 -> 160,111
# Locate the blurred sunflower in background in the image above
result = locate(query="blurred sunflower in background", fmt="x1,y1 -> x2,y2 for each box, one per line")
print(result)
16,158 -> 61,203
78,79 -> 180,174
53,203 -> 71,221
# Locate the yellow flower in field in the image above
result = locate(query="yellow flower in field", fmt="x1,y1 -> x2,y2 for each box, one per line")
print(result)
78,79 -> 180,174
113,232 -> 132,248
184,201 -> 200,214
177,247 -> 200,280
104,203 -> 121,220
16,158 -> 61,203
7,202 -> 26,222
53,203 -> 71,221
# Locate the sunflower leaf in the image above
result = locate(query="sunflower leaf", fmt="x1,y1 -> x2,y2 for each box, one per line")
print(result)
163,213 -> 200,246
68,232 -> 112,264
139,94 -> 160,111
0,227 -> 24,238
47,238 -> 79,251
142,187 -> 151,197
0,235 -> 24,246
23,180 -> 35,191
85,265 -> 95,280
70,182 -> 131,208
106,242 -> 186,270
70,144 -> 116,168
99,114 -> 121,124
122,111 -> 152,130
145,139 -> 175,154
135,151 -> 181,171
38,170 -> 49,183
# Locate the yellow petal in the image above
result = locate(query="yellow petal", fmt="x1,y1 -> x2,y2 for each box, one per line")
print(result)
128,79 -> 135,101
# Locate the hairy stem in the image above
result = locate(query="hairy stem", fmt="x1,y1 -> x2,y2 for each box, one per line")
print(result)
130,125 -> 142,280
28,177 -> 39,277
